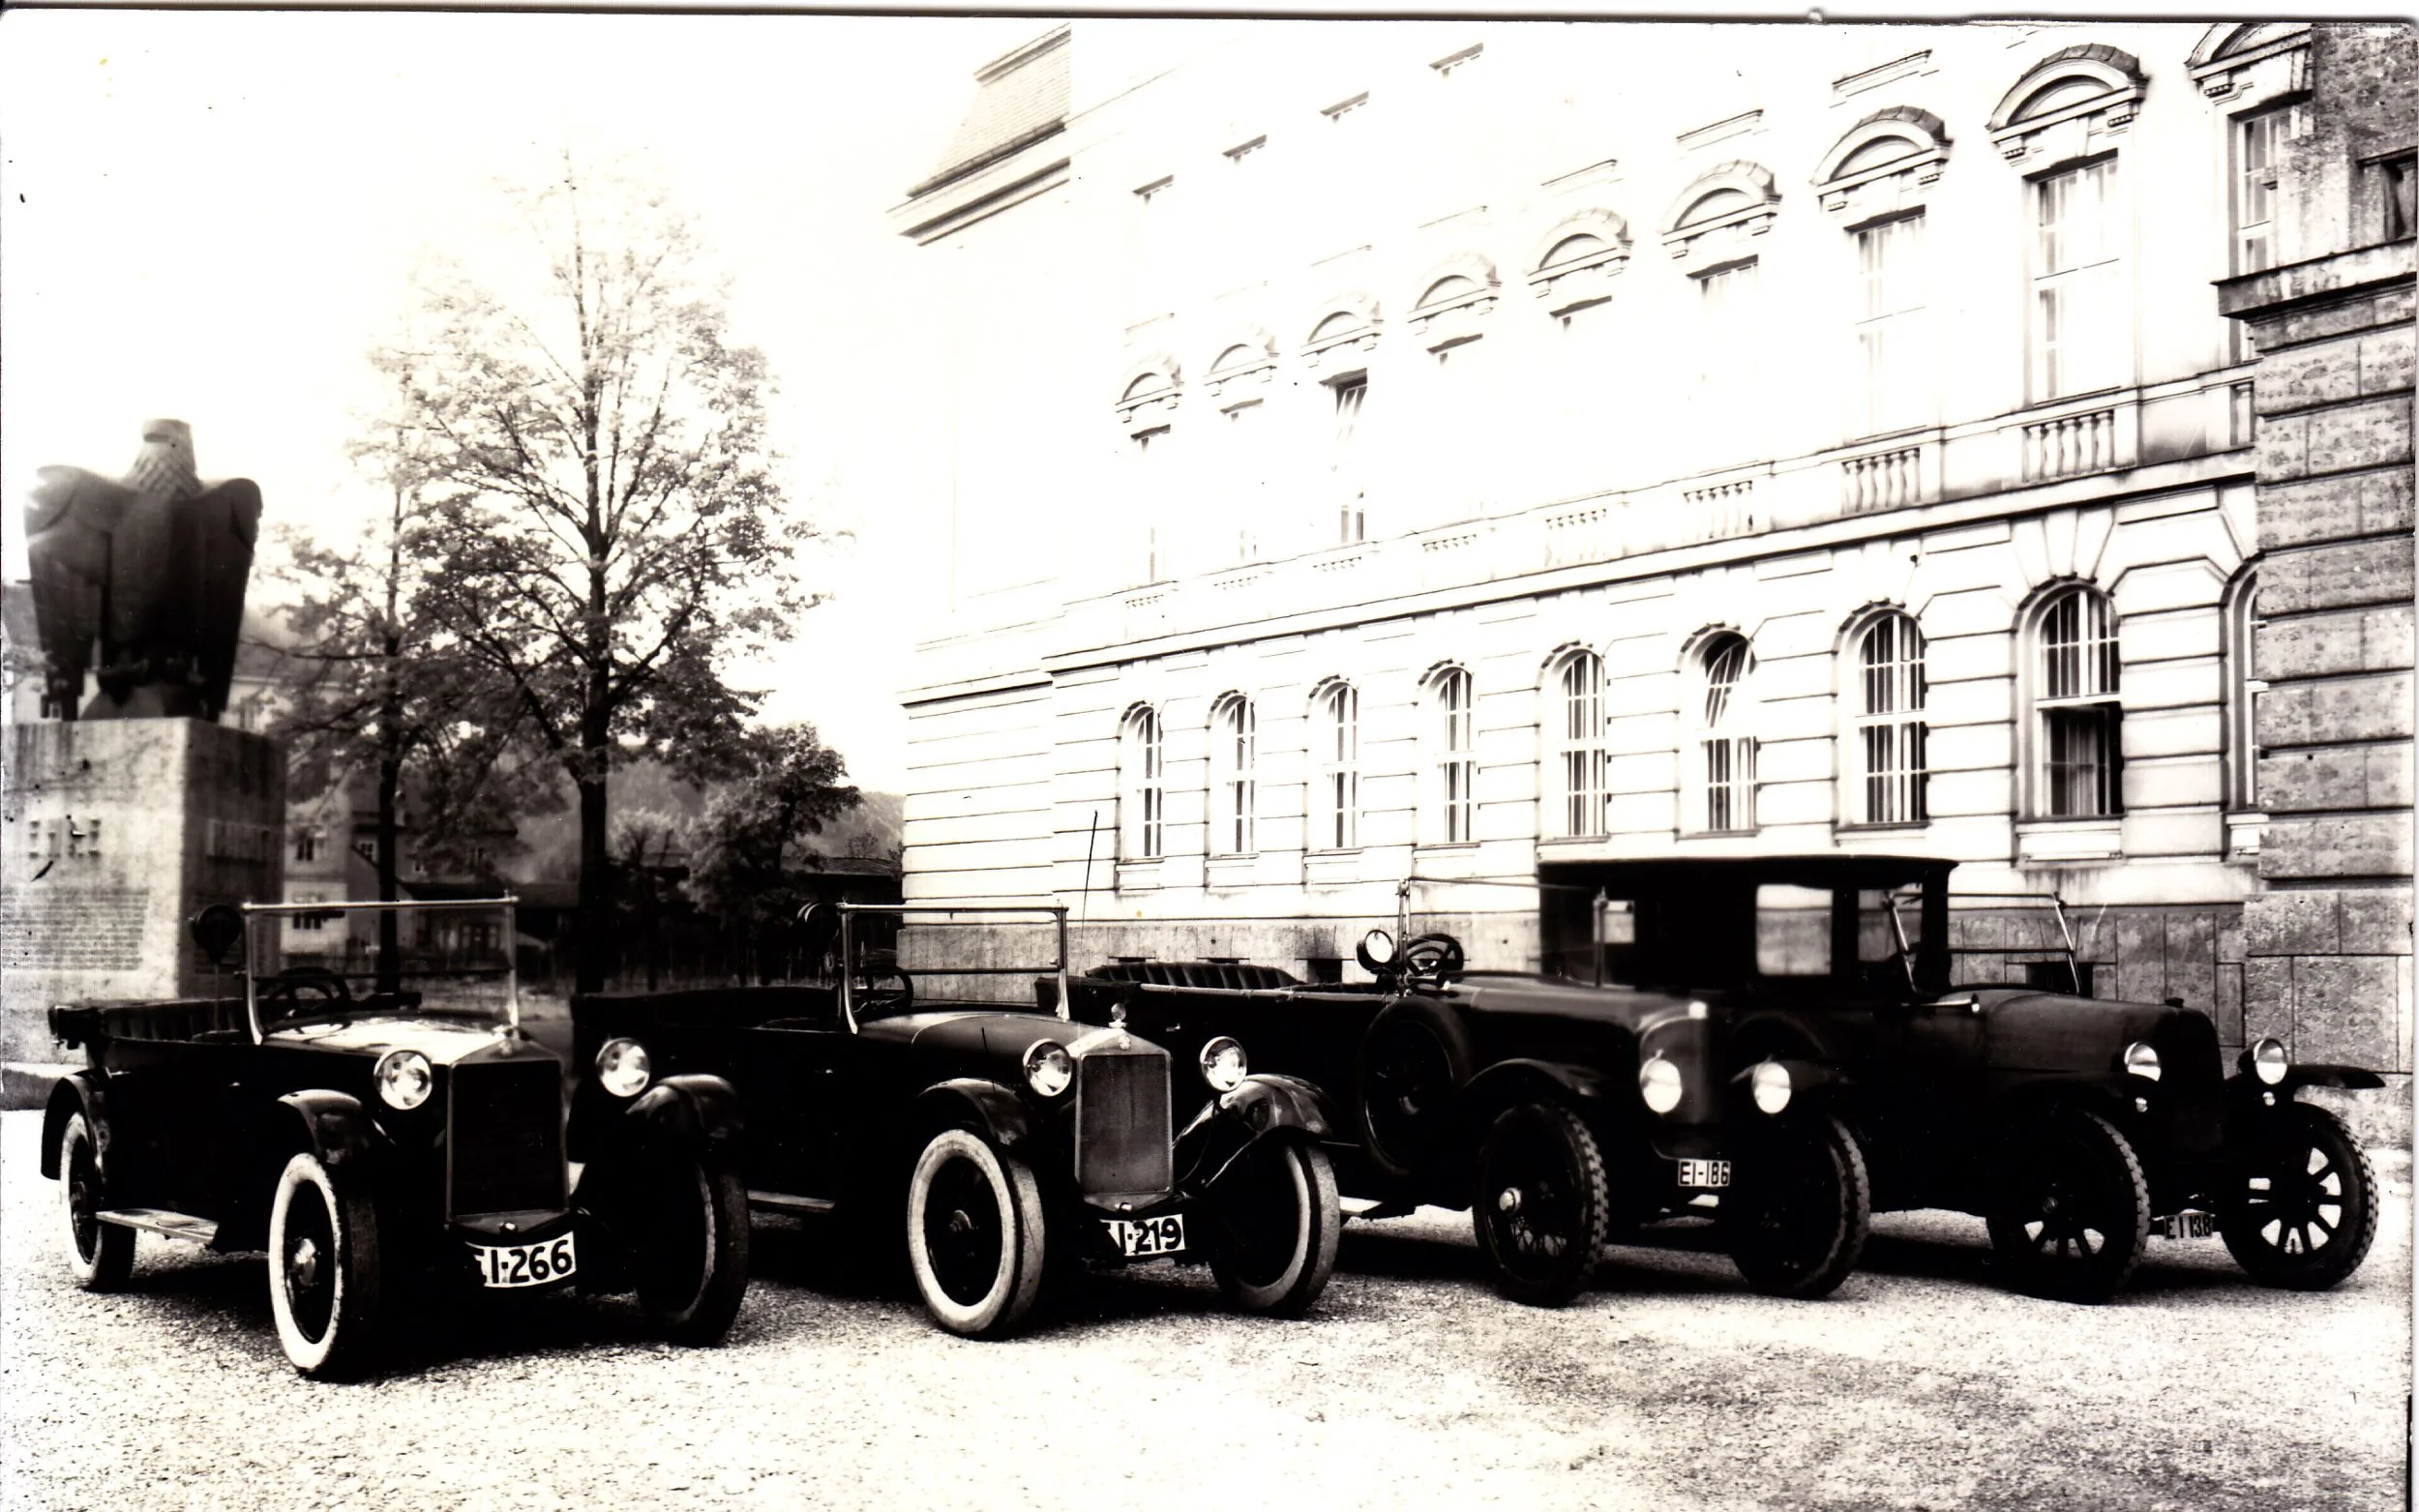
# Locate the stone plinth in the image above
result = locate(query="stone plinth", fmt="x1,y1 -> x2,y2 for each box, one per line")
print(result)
2,720 -> 284,1063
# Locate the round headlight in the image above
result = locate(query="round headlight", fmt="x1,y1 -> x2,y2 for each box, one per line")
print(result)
595,1037 -> 653,1099
1024,1040 -> 1074,1099
2253,1036 -> 2289,1087
374,1049 -> 433,1112
1199,1035 -> 1249,1092
1749,1059 -> 1792,1116
2122,1040 -> 2162,1082
1360,929 -> 1397,966
1639,1054 -> 1684,1115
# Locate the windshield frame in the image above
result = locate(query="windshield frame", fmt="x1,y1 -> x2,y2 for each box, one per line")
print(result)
238,897 -> 522,1044
832,902 -> 1070,1033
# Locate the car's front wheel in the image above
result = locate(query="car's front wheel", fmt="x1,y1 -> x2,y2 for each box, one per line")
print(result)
56,1112 -> 134,1291
905,1128 -> 1046,1338
634,1150 -> 752,1345
1205,1137 -> 1341,1318
267,1150 -> 384,1379
1471,1102 -> 1609,1307
2218,1103 -> 2378,1291
1986,1107 -> 2149,1303
1720,1114 -> 1871,1299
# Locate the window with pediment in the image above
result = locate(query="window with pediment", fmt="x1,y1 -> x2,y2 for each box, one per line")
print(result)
1208,336 -> 1277,562
1117,362 -> 1181,582
1662,163 -> 1779,271
1988,44 -> 2146,166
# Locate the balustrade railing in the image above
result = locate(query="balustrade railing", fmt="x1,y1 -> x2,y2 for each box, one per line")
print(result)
2021,407 -> 2117,482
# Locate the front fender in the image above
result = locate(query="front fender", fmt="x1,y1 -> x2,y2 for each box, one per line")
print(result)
625,1074 -> 745,1155
1175,1074 -> 1334,1197
913,1078 -> 1033,1152
40,1073 -> 107,1180
1458,1058 -> 1617,1132
276,1089 -> 391,1171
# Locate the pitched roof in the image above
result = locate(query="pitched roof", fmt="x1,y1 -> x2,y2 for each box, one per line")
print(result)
911,25 -> 1070,197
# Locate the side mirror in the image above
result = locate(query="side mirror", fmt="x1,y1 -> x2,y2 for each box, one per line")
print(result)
190,904 -> 245,968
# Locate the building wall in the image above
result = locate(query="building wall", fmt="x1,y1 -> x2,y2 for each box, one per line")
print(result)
894,22 -> 2411,1102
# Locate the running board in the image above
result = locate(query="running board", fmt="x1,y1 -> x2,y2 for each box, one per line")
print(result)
97,1208 -> 219,1245
1344,1199 -> 1418,1223
747,1190 -> 836,1217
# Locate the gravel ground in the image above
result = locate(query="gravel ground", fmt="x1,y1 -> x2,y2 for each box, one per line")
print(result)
2,1107 -> 2408,1512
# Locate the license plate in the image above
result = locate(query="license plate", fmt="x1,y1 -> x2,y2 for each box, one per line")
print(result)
2157,1210 -> 2214,1240
1677,1158 -> 1731,1190
470,1233 -> 577,1289
1103,1215 -> 1185,1258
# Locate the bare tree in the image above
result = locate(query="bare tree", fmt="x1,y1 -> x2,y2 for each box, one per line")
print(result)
385,156 -> 810,990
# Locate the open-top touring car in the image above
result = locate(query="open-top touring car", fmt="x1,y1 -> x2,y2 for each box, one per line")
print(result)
571,902 -> 1342,1338
1060,882 -> 1871,1308
1552,854 -> 2384,1302
41,897 -> 750,1379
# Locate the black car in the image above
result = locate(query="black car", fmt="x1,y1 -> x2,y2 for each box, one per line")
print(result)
1557,855 -> 2383,1302
570,902 -> 1343,1338
39,899 -> 749,1379
1062,913 -> 1870,1308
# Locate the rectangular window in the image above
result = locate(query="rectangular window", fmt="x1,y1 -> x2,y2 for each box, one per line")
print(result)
294,825 -> 324,863
1222,400 -> 1265,563
1703,736 -> 1757,833
2043,706 -> 2122,817
1853,215 -> 1927,435
1695,261 -> 1759,405
2234,109 -> 2286,276
1130,427 -> 1169,583
2031,158 -> 2125,400
1329,376 -> 1367,545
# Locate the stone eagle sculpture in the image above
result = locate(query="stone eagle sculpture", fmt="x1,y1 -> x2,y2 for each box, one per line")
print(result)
22,420 -> 262,721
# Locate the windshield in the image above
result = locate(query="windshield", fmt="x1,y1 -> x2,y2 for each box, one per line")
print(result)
825,902 -> 1070,1027
242,899 -> 522,1033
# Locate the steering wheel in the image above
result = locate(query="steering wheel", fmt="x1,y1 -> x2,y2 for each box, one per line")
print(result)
1398,934 -> 1466,985
258,965 -> 355,1022
853,968 -> 914,1020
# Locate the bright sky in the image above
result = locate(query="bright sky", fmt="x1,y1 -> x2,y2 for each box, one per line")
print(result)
1,10 -> 1045,790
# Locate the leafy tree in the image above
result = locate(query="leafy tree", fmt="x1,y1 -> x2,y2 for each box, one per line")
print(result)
385,156 -> 811,989
686,723 -> 862,963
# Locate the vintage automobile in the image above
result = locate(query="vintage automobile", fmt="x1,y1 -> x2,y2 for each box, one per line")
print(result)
1061,905 -> 1871,1308
569,902 -> 1343,1338
40,898 -> 750,1379
1550,854 -> 2384,1302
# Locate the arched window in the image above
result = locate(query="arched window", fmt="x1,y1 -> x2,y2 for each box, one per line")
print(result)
1849,613 -> 1928,826
1210,694 -> 1257,856
1120,705 -> 1165,860
1312,681 -> 1360,850
1546,650 -> 1607,839
2224,571 -> 2262,814
1690,635 -> 1758,833
2031,586 -> 2123,818
1424,666 -> 1478,845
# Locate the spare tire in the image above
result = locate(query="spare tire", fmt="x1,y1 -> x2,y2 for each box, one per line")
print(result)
1353,997 -> 1476,1179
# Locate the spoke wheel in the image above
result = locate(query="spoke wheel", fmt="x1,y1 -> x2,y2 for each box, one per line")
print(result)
1206,1138 -> 1341,1318
905,1129 -> 1045,1338
1471,1103 -> 1609,1308
635,1150 -> 752,1346
57,1112 -> 133,1291
1355,1002 -> 1472,1178
1721,1114 -> 1871,1300
2219,1103 -> 2377,1291
267,1151 -> 383,1379
1986,1107 -> 2148,1303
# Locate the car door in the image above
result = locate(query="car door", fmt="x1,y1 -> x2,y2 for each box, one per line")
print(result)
732,1018 -> 851,1203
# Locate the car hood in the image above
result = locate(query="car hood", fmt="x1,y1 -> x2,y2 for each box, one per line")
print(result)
860,1009 -> 1157,1062
1451,973 -> 1706,1032
265,1017 -> 524,1067
1968,988 -> 2203,1074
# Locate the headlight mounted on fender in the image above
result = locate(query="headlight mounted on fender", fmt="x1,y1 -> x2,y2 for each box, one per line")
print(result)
1749,1060 -> 1792,1116
1024,1040 -> 1074,1098
1199,1035 -> 1249,1092
2122,1041 -> 2161,1082
2252,1037 -> 2289,1086
1639,1054 -> 1684,1115
374,1049 -> 433,1112
596,1037 -> 653,1099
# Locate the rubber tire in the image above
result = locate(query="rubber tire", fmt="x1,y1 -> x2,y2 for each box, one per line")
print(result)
1354,998 -> 1475,1180
1986,1107 -> 2150,1304
1720,1114 -> 1871,1300
1471,1103 -> 1610,1308
905,1128 -> 1046,1339
57,1112 -> 134,1291
2218,1102 -> 2379,1291
267,1151 -> 384,1379
635,1152 -> 752,1346
1207,1139 -> 1342,1318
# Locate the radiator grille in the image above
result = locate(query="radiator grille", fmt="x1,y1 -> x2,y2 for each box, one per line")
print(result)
448,1059 -> 567,1216
1074,1049 -> 1173,1196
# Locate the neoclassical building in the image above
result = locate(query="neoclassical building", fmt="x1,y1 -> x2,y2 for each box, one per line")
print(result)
889,21 -> 2413,1125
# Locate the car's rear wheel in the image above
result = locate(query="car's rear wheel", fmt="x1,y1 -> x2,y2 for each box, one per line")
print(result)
2218,1103 -> 2378,1291
1721,1114 -> 1870,1299
267,1150 -> 384,1379
635,1150 -> 752,1345
1205,1137 -> 1341,1318
905,1128 -> 1045,1339
1986,1107 -> 2148,1303
1471,1103 -> 1608,1308
57,1112 -> 134,1291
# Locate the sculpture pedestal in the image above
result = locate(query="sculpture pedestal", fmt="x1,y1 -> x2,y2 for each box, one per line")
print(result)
1,720 -> 284,1066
